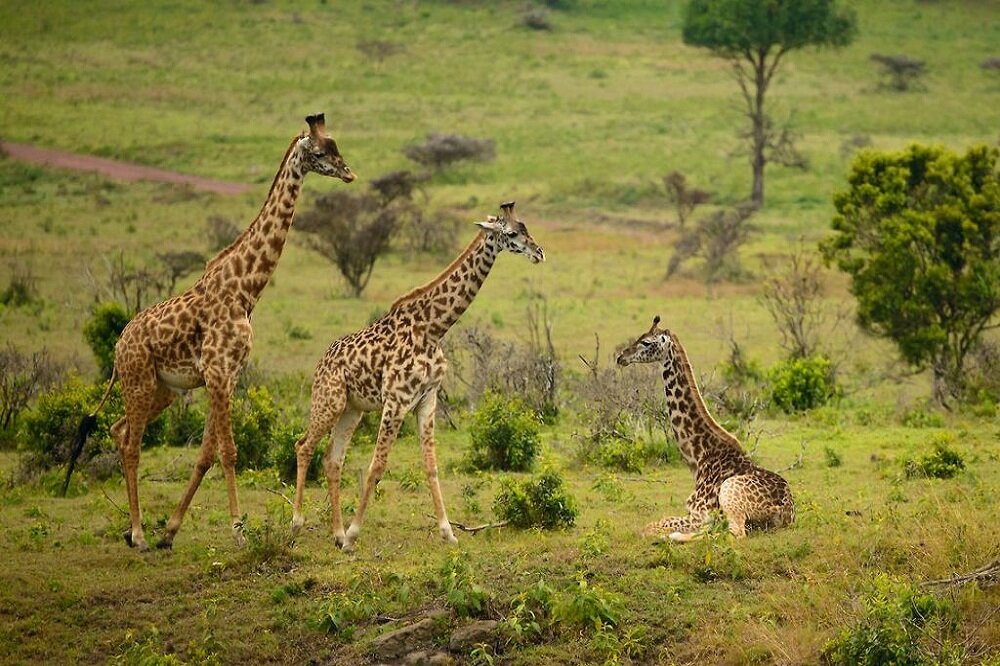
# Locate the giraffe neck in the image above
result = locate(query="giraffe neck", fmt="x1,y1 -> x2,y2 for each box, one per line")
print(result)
390,230 -> 500,342
661,333 -> 746,470
202,135 -> 306,311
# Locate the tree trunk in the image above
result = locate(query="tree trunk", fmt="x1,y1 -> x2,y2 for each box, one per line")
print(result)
750,54 -> 768,208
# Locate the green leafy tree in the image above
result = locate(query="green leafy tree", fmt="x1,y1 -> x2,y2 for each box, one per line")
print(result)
682,0 -> 856,206
83,302 -> 131,378
821,144 -> 1000,403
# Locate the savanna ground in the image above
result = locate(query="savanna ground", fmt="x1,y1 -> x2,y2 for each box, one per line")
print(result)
1,1 -> 999,664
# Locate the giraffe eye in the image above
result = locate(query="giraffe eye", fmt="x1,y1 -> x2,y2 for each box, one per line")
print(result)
312,151 -> 325,159
505,230 -> 518,238
640,340 -> 653,347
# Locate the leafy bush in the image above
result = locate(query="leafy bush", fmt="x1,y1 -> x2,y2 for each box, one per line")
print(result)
769,355 -> 836,413
17,376 -> 123,474
83,302 -> 131,378
272,429 -> 321,485
230,385 -> 290,472
493,469 -> 578,529
823,446 -> 843,468
822,575 -> 962,665
466,391 -> 541,472
904,437 -> 965,480
439,550 -> 490,618
0,344 -> 61,439
594,437 -> 645,473
158,399 -> 205,448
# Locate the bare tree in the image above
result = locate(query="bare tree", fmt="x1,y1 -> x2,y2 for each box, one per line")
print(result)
667,203 -> 757,283
86,251 -> 170,314
356,39 -> 403,66
206,215 -> 241,252
0,344 -> 61,432
662,171 -> 711,229
157,250 -> 205,294
296,189 -> 410,296
759,245 -> 830,359
403,133 -> 496,172
870,53 -> 927,91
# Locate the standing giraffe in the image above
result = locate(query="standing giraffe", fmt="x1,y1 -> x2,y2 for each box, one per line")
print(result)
63,114 -> 355,552
291,201 -> 544,552
616,316 -> 794,541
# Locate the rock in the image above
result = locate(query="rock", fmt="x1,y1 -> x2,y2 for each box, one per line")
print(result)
448,619 -> 499,652
369,618 -> 437,661
403,650 -> 454,665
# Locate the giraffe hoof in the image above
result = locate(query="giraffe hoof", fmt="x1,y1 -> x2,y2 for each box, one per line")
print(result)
122,530 -> 134,548
156,538 -> 173,550
334,533 -> 346,549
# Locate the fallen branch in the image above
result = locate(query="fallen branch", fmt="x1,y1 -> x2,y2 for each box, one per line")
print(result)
777,440 -> 807,473
922,559 -> 1000,589
430,516 -> 509,534
264,486 -> 294,508
101,487 -> 128,517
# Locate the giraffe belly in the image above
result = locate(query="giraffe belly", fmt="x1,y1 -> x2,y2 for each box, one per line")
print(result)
157,368 -> 205,391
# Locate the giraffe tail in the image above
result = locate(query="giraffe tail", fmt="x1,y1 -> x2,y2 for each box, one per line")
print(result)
61,368 -> 118,497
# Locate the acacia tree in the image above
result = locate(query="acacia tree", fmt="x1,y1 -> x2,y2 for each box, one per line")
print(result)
821,144 -> 1000,404
682,0 -> 856,207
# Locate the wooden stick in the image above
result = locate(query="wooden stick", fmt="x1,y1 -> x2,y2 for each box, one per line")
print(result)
101,488 -> 128,517
922,559 -> 1000,589
264,486 -> 294,508
429,516 -> 509,534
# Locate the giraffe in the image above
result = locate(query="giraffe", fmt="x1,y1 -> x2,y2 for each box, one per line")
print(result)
616,316 -> 794,541
62,114 -> 355,552
290,201 -> 544,552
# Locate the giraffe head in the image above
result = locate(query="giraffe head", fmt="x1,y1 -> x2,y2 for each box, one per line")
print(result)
299,113 -> 355,183
475,201 -> 545,264
616,315 -> 675,366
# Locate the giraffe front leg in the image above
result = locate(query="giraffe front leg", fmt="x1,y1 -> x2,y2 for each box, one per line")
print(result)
415,391 -> 456,545
642,514 -> 704,542
208,382 -> 245,548
342,402 -> 404,553
291,385 -> 346,535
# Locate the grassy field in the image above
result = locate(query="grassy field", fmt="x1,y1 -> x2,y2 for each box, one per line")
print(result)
1,0 -> 1000,664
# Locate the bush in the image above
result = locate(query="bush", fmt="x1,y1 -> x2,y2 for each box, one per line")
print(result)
403,133 -> 496,172
552,575 -> 622,631
272,427 -> 320,485
230,385 -> 293,472
904,437 -> 965,480
83,302 -> 131,378
822,575 -> 962,665
493,469 -> 578,529
595,438 -> 645,473
16,376 -> 123,475
158,398 -> 205,447
769,355 -> 836,413
0,344 -> 61,438
823,446 -> 843,468
870,53 -> 927,92
466,391 -> 541,472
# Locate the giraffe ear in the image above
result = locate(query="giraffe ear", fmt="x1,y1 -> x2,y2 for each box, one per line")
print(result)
653,315 -> 661,328
499,201 -> 516,222
475,215 -> 503,231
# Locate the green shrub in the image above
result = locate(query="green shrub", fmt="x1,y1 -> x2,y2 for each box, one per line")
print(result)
158,400 -> 205,447
904,437 -> 965,480
466,391 -> 540,472
272,428 -> 320,485
83,302 -> 131,378
822,575 -> 962,665
595,437 -> 644,473
230,385 -> 283,471
439,550 -> 490,618
769,355 -> 836,413
823,446 -> 843,468
17,376 -> 123,473
493,469 -> 578,529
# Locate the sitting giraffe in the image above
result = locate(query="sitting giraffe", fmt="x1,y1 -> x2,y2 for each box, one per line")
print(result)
291,201 -> 544,552
616,316 -> 794,541
63,114 -> 355,551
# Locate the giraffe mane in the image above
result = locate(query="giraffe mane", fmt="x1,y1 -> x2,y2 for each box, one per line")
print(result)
203,133 -> 305,274
388,230 -> 487,311
669,331 -> 745,452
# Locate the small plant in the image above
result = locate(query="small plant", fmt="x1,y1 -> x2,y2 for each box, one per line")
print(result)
904,436 -> 965,480
465,391 -> 541,472
238,503 -> 298,573
823,446 -> 843,468
552,574 -> 621,632
83,302 -> 131,378
503,578 -> 555,645
111,626 -> 185,665
520,6 -> 553,31
591,473 -> 629,503
822,575 -> 962,665
0,344 -> 60,438
439,550 -> 490,618
769,355 -> 836,413
1,255 -> 39,307
493,469 -> 578,529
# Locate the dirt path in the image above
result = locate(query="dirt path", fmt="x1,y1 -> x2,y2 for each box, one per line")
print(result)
1,141 -> 253,196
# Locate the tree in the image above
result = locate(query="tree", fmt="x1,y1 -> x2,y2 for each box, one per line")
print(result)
821,144 -> 1000,404
682,0 -> 856,207
83,302 -> 131,378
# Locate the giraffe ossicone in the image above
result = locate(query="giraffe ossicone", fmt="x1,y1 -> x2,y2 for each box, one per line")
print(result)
290,201 -> 544,552
616,316 -> 795,540
62,115 -> 355,552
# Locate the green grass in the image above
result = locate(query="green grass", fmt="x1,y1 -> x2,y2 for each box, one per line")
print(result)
2,1 -> 1000,663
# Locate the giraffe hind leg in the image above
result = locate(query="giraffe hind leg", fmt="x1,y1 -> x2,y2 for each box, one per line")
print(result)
643,514 -> 703,541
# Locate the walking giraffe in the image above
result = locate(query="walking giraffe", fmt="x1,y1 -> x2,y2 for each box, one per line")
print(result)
291,202 -> 544,552
616,316 -> 794,541
63,114 -> 355,551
